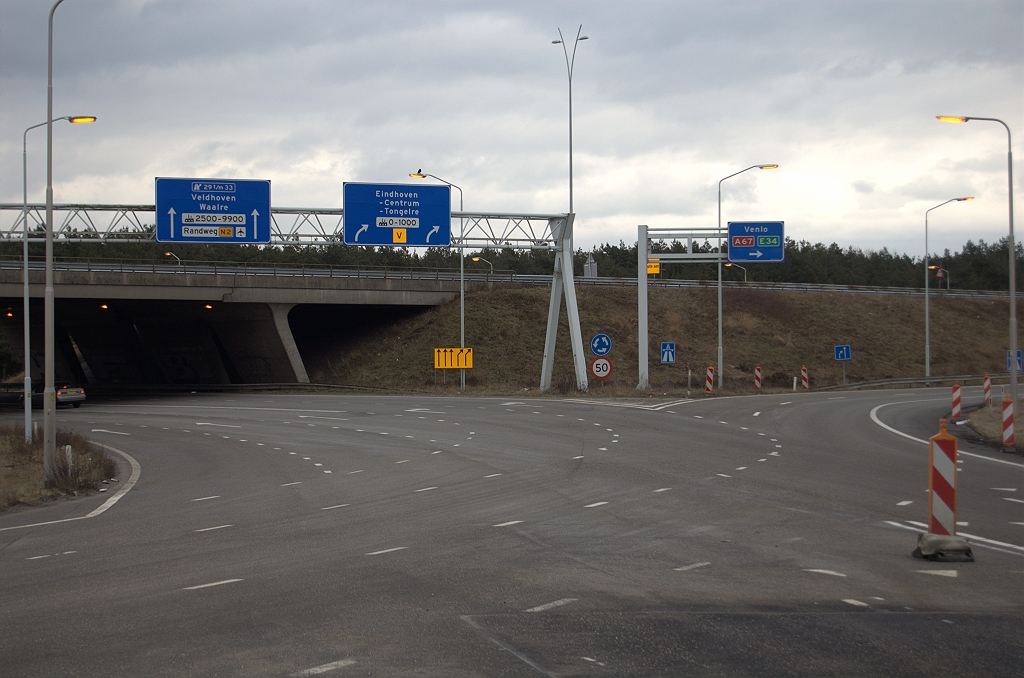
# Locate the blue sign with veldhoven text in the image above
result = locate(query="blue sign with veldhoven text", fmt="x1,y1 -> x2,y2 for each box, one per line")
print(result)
727,221 -> 785,263
155,178 -> 271,243
343,182 -> 451,246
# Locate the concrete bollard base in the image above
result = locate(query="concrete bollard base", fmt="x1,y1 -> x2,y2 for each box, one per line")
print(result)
911,533 -> 974,562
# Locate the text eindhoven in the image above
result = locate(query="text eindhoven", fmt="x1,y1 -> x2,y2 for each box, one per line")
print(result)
376,189 -> 421,217
192,192 -> 237,212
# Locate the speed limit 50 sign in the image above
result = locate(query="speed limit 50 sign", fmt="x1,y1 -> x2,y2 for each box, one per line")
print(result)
590,356 -> 612,380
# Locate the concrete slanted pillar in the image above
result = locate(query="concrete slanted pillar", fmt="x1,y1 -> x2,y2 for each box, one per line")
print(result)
269,303 -> 309,383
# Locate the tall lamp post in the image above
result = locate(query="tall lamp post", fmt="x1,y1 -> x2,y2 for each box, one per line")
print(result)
938,115 -> 1017,405
471,256 -> 494,275
717,164 -> 777,391
410,170 -> 465,391
552,27 -> 588,215
22,114 -> 95,444
724,262 -> 747,282
924,197 -> 973,378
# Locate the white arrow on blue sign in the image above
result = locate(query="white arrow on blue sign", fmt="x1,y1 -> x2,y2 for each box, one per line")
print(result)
591,333 -> 612,356
1008,350 -> 1022,373
834,344 -> 852,361
661,342 -> 676,364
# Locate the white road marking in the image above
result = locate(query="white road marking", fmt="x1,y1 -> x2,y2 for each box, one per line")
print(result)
870,402 -> 1024,467
897,501 -> 913,506
585,502 -> 608,508
828,397 -> 845,400
674,562 -> 711,571
769,451 -> 780,456
719,421 -> 728,424
758,458 -> 767,462
758,433 -> 766,436
281,482 -> 302,487
573,455 -> 585,459
957,521 -> 968,526
843,599 -> 869,607
192,496 -> 220,502
26,555 -> 50,560
321,504 -> 350,510
431,451 -> 441,454
775,445 -> 782,448
716,473 -> 732,478
493,520 -> 523,527
183,579 -> 243,590
753,412 -> 761,417
195,422 -> 241,428
303,457 -> 311,460
653,488 -> 671,492
324,470 -> 332,474
906,520 -> 928,528
525,598 -> 577,612
414,487 -> 437,492
884,521 -> 1024,555
917,570 -> 957,577
694,415 -> 704,419
780,402 -> 792,405
91,429 -> 129,435
365,547 -> 407,556
348,470 -> 363,474
290,452 -> 297,455
598,447 -> 607,451
736,467 -> 747,471
484,473 -> 502,478
396,460 -> 410,464
992,488 -> 1017,492
740,426 -> 748,430
1004,498 -> 1024,504
803,569 -> 846,577
770,438 -> 778,442
196,525 -> 232,532
315,463 -> 322,467
290,659 -> 357,676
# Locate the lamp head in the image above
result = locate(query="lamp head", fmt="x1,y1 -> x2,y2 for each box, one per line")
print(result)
724,263 -> 733,267
409,169 -> 426,179
957,196 -> 975,201
164,252 -> 173,256
936,116 -> 968,124
758,164 -> 779,170
471,257 -> 481,262
552,39 -> 562,44
928,265 -> 938,270
67,116 -> 97,124
579,36 -> 589,40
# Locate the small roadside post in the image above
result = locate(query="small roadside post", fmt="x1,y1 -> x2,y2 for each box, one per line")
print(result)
834,344 -> 852,385
660,342 -> 675,389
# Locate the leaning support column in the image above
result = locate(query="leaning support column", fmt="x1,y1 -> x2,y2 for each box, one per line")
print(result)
269,303 -> 309,383
637,224 -> 649,390
539,247 -> 564,392
559,214 -> 588,392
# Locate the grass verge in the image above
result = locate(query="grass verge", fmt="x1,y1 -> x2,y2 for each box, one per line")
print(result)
964,404 -> 1024,453
0,426 -> 117,509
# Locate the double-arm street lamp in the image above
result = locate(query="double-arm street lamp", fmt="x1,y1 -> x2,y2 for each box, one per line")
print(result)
938,115 -> 1016,404
924,197 -> 974,378
552,26 -> 588,215
410,170 -> 466,391
21,115 -> 95,443
717,164 -> 778,390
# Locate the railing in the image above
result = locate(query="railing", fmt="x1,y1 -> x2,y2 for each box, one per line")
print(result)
815,374 -> 1002,391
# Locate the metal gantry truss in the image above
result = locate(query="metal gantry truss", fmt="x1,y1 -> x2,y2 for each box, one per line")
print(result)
0,203 -> 588,391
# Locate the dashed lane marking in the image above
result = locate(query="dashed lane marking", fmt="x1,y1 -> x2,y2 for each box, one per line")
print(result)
281,482 -> 302,487
195,525 -> 232,532
192,496 -> 220,502
525,598 -> 577,613
348,470 -> 364,474
91,429 -> 129,435
674,562 -> 711,571
321,504 -> 350,510
573,455 -> 584,459
494,521 -> 523,527
1005,498 -> 1024,504
803,569 -> 846,577
897,501 -> 913,506
843,599 -> 869,607
290,659 -> 357,677
395,460 -> 410,464
780,402 -> 792,405
917,570 -> 958,577
992,488 -> 1017,491
716,474 -> 732,478
195,422 -> 241,428
585,502 -> 608,508
365,547 -> 407,556
414,487 -> 438,492
753,412 -> 761,416
653,488 -> 671,493
183,579 -> 243,590
484,474 -> 502,478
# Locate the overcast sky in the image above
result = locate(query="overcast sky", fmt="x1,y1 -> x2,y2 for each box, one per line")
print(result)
1,0 -> 1021,257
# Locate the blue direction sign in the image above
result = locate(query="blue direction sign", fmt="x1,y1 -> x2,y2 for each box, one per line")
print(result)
155,178 -> 271,243
344,182 -> 451,246
834,344 -> 852,361
661,342 -> 676,364
591,333 -> 612,356
1008,350 -> 1023,373
727,221 -> 785,263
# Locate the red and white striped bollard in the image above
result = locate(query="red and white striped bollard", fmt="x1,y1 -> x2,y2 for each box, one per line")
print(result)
1002,393 -> 1015,446
951,382 -> 961,419
984,374 -> 992,405
800,365 -> 808,391
754,365 -> 762,393
928,419 -> 958,535
704,366 -> 714,394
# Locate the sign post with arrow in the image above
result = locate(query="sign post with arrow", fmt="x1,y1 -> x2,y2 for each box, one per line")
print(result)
727,221 -> 785,263
155,178 -> 271,243
434,347 -> 473,369
344,182 -> 451,247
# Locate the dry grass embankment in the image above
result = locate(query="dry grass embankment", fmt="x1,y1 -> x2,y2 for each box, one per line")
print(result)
964,403 -> 1024,452
304,284 -> 1016,396
0,426 -> 117,509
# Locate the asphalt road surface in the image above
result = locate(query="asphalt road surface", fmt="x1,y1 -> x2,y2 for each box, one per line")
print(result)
1,387 -> 1021,677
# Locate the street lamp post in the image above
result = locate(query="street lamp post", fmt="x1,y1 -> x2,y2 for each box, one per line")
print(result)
924,197 -> 973,378
164,251 -> 182,265
471,256 -> 494,275
552,26 -> 588,215
717,164 -> 777,391
938,115 -> 1016,405
928,266 -> 950,290
410,170 -> 465,391
22,114 -> 95,444
724,262 -> 747,282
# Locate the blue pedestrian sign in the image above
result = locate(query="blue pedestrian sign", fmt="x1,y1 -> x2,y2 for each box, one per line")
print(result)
1008,350 -> 1023,373
728,221 -> 785,263
591,333 -> 612,356
661,342 -> 676,364
343,182 -> 451,246
155,178 -> 271,243
834,344 -> 852,361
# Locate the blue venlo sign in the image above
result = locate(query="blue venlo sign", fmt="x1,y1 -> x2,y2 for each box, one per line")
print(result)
727,221 -> 785,263
661,342 -> 676,364
155,178 -> 271,243
591,333 -> 612,356
343,182 -> 451,246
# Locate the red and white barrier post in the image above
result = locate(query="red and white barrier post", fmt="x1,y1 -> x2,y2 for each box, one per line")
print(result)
951,382 -> 962,419
984,374 -> 992,405
1002,393 -> 1015,446
754,365 -> 762,393
704,366 -> 714,394
928,419 -> 958,536
800,365 -> 808,391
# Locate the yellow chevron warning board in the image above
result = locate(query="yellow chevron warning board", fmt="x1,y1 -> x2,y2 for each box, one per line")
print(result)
434,347 -> 473,369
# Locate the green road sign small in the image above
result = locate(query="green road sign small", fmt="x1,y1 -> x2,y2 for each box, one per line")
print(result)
757,235 -> 780,247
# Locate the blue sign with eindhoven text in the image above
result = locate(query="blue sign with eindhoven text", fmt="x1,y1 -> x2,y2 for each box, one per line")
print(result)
155,178 -> 271,243
343,182 -> 451,247
727,221 -> 785,263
